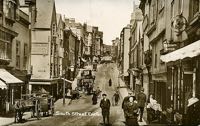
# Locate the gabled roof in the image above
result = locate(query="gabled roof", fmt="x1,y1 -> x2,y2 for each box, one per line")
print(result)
34,0 -> 55,28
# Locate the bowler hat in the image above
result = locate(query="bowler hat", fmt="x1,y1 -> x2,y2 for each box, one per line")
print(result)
102,93 -> 107,96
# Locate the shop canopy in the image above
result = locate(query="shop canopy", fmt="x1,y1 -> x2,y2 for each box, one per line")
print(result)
0,80 -> 7,89
160,40 -> 200,62
0,69 -> 23,84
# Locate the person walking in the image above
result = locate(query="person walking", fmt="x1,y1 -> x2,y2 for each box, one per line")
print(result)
124,96 -> 139,126
100,93 -> 111,125
92,92 -> 98,105
109,79 -> 112,86
137,87 -> 147,122
112,90 -> 120,106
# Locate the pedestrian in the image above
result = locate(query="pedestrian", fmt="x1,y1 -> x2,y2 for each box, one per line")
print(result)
137,87 -> 147,122
112,90 -> 120,106
92,92 -> 98,105
122,92 -> 134,109
122,92 -> 135,122
96,87 -> 102,99
109,79 -> 112,86
124,96 -> 139,126
100,93 -> 111,125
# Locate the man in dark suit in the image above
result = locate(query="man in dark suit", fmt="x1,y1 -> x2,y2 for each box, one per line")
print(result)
100,93 -> 111,125
137,87 -> 147,122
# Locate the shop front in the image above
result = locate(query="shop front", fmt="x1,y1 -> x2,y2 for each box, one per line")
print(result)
152,72 -> 168,110
160,40 -> 200,124
0,69 -> 23,113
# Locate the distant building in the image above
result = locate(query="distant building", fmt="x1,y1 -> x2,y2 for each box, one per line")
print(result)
103,44 -> 112,56
128,4 -> 144,94
111,37 -> 119,61
119,25 -> 130,85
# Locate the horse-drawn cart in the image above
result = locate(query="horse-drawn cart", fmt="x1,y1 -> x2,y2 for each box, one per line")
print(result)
14,93 -> 54,123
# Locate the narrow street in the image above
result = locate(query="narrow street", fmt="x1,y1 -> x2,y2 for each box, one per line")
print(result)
10,63 -> 127,126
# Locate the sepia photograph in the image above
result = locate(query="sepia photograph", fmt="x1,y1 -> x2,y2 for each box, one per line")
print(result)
0,0 -> 200,125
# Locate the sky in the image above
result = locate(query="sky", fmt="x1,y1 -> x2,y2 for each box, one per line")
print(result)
55,0 -> 140,45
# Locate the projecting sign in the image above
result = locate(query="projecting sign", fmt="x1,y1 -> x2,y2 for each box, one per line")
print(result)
31,43 -> 49,55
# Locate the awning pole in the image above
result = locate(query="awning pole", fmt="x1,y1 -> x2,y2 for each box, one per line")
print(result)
193,68 -> 196,98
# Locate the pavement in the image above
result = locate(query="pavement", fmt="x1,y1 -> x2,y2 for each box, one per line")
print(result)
0,112 -> 32,126
114,64 -> 148,126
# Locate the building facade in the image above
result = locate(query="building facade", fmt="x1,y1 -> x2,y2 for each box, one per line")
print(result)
120,25 -> 130,85
140,0 -> 200,124
160,0 -> 200,124
30,0 -> 59,97
0,0 -> 32,113
111,37 -> 119,62
129,4 -> 144,94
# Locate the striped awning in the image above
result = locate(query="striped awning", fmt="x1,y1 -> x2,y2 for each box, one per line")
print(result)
160,40 -> 200,62
0,69 -> 23,84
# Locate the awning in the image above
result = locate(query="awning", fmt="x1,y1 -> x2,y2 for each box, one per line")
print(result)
0,69 -> 23,84
0,80 -> 7,89
160,40 -> 200,62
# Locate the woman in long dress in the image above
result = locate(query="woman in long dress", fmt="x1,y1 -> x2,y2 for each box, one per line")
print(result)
124,96 -> 139,126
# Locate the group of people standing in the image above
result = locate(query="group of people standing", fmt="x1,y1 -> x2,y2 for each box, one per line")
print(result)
99,87 -> 147,126
122,88 -> 146,126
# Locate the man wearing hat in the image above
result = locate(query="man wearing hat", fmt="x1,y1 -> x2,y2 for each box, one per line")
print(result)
100,93 -> 111,125
137,87 -> 146,122
122,91 -> 135,109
